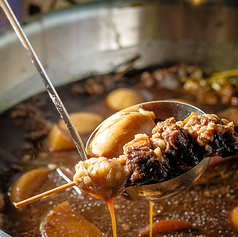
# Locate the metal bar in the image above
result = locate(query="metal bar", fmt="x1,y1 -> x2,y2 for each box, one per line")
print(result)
0,0 -> 87,161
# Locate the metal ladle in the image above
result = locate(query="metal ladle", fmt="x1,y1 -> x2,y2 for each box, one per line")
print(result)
1,1 -> 210,203
86,100 -> 211,201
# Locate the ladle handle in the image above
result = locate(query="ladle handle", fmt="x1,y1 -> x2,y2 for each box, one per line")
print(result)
0,0 -> 87,161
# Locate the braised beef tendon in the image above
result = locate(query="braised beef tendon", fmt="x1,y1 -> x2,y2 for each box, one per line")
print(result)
150,114 -> 238,181
182,114 -> 238,158
124,134 -> 168,186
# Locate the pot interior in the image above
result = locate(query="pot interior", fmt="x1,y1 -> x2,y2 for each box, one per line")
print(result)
1,1 -> 238,236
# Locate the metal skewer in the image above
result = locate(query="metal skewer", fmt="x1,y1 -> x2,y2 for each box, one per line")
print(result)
0,230 -> 12,237
0,0 -> 87,161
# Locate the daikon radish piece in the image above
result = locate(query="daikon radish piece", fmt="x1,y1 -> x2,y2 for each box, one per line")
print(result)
11,168 -> 49,203
41,201 -> 104,237
48,112 -> 103,151
106,88 -> 143,111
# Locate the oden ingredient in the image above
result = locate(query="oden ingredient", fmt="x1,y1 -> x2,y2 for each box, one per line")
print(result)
41,201 -> 105,237
106,88 -> 144,111
87,110 -> 156,158
11,168 -> 49,203
47,112 -> 103,151
74,157 -> 129,201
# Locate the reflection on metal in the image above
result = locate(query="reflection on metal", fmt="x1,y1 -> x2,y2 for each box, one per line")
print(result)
188,0 -> 209,6
0,230 -> 12,237
56,168 -> 82,195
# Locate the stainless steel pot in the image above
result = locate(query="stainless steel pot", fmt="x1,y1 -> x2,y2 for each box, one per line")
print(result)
1,1 -> 238,236
1,0 -> 238,112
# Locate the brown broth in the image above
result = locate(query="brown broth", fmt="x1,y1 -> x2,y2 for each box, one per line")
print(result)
4,156 -> 238,236
1,64 -> 238,236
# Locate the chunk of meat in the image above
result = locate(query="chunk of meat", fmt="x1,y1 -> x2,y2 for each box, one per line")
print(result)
150,117 -> 203,180
182,114 -> 238,157
11,103 -> 51,141
124,134 -> 167,185
73,157 -> 129,201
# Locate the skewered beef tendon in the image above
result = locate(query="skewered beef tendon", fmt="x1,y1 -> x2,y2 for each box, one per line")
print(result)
73,113 -> 238,201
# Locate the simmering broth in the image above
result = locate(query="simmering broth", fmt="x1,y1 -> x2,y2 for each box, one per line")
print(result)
0,64 -> 238,236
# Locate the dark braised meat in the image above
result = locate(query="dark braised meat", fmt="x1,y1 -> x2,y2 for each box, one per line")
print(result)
181,113 -> 238,158
124,134 -> 167,185
125,114 -> 238,185
124,119 -> 201,185
151,117 -> 202,181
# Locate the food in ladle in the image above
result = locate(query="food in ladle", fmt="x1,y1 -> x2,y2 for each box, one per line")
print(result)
48,112 -> 103,151
106,88 -> 144,111
74,112 -> 238,201
86,109 -> 156,158
74,157 -> 129,201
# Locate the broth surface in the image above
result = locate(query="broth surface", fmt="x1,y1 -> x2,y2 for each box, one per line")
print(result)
0,64 -> 238,236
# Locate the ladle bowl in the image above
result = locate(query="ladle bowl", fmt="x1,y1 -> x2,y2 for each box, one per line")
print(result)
86,100 -> 211,201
